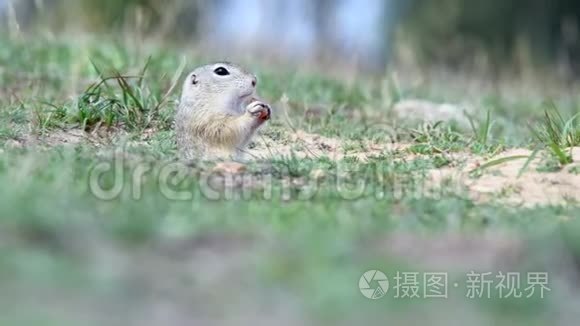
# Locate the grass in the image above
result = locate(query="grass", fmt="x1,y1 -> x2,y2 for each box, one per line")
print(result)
530,103 -> 580,166
1,33 -> 580,325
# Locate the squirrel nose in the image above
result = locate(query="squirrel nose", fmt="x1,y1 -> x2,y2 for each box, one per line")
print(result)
251,76 -> 257,87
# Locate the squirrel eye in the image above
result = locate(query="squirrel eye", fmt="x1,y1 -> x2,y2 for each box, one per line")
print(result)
213,67 -> 230,76
191,74 -> 198,85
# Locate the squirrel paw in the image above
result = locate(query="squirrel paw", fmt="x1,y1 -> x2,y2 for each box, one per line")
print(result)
246,101 -> 271,121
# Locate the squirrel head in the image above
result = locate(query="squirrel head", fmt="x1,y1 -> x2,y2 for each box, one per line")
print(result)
180,62 -> 258,114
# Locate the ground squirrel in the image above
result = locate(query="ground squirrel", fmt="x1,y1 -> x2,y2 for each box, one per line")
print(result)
175,62 -> 271,161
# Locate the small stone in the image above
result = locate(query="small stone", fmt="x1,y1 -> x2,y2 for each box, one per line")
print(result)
310,169 -> 326,180
393,99 -> 472,129
212,162 -> 247,174
4,139 -> 22,149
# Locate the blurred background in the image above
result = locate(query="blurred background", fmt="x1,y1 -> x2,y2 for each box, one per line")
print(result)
1,2 -> 580,325
1,0 -> 579,78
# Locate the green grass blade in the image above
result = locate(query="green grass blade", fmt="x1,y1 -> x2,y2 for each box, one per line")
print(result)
517,147 -> 540,178
470,155 -> 529,174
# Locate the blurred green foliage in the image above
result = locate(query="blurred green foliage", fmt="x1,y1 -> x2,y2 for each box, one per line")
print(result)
11,0 -> 200,38
401,0 -> 580,70
5,0 -> 580,71
65,0 -> 163,31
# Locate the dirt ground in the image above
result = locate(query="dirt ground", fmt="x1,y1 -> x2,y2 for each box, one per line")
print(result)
250,130 -> 580,207
14,127 -> 580,207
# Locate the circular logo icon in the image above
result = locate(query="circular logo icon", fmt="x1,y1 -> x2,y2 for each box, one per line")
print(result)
359,270 -> 389,299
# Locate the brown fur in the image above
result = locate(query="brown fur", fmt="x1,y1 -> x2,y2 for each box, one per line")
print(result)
175,63 -> 270,161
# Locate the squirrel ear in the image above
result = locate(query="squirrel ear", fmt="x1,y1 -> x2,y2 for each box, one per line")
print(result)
191,74 -> 198,85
